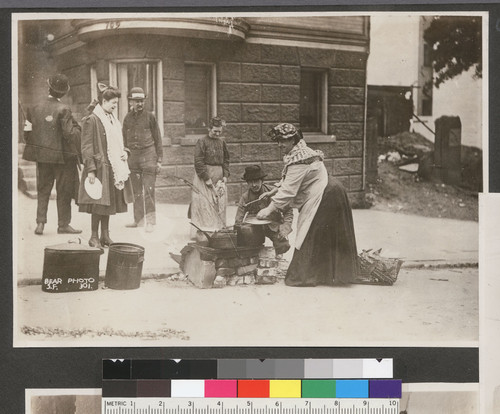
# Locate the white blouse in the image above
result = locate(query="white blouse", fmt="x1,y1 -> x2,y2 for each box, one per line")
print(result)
271,160 -> 328,250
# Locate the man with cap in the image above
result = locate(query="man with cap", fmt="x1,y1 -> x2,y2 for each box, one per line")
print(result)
23,73 -> 82,235
122,87 -> 163,232
234,165 -> 293,255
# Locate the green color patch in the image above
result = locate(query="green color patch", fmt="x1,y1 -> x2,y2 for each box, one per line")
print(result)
301,380 -> 336,398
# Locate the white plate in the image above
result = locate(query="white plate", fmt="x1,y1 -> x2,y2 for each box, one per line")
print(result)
84,176 -> 103,200
243,216 -> 273,225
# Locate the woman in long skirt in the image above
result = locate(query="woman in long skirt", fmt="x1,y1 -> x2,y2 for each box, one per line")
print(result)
257,123 -> 358,286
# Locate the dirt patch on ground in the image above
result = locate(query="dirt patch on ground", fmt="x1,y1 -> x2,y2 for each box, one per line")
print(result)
366,132 -> 479,222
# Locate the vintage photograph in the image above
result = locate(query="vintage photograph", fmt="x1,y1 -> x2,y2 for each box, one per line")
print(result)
13,12 -> 484,347
25,389 -> 101,414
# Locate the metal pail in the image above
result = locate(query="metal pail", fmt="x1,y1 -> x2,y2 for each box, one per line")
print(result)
105,243 -> 145,290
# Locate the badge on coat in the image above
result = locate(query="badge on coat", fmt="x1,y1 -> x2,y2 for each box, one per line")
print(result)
84,177 -> 103,200
45,115 -> 54,122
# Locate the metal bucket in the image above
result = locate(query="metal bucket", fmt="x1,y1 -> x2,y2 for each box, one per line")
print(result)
105,243 -> 145,290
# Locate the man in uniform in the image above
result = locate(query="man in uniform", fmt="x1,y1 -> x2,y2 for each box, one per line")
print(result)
122,87 -> 163,232
23,73 -> 82,235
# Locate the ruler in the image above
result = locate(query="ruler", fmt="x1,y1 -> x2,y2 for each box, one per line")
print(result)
102,398 -> 400,414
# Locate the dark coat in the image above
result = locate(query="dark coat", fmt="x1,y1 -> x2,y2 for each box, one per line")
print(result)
23,96 -> 81,164
77,113 -> 133,206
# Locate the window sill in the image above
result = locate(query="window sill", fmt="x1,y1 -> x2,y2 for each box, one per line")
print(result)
303,134 -> 336,144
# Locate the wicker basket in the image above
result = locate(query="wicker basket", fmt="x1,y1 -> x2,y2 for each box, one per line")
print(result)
355,249 -> 403,285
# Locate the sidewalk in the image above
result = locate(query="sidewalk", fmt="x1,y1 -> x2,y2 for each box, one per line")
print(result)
15,191 -> 479,283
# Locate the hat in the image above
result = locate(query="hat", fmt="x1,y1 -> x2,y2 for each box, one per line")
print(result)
209,116 -> 226,128
128,87 -> 147,100
242,165 -> 267,181
47,74 -> 70,95
267,123 -> 299,141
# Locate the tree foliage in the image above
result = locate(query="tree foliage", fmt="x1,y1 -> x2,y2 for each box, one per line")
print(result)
423,16 -> 482,87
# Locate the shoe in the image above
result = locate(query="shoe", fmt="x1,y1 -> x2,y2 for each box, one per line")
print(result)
125,222 -> 139,228
34,223 -> 44,235
57,225 -> 82,234
100,230 -> 113,247
145,223 -> 154,233
88,235 -> 101,248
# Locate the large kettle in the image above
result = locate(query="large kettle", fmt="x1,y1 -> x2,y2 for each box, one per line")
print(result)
190,222 -> 238,250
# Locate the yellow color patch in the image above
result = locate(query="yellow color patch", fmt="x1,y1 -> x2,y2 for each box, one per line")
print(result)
269,380 -> 301,398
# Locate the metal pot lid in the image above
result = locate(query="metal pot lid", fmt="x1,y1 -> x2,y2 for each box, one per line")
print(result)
243,215 -> 274,225
45,242 -> 103,253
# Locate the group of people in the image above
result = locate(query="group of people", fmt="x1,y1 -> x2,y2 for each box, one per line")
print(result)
23,74 -> 162,249
23,73 -> 359,287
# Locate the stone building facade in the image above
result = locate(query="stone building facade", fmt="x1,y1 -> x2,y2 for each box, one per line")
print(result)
17,15 -> 370,206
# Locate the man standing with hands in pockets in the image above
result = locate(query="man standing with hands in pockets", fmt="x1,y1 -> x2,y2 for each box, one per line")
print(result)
122,87 -> 163,233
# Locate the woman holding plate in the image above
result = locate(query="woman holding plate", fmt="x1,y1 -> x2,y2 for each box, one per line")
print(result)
78,85 -> 133,248
257,123 -> 358,286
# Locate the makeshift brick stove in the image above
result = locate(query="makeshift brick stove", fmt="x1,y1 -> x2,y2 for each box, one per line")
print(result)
179,242 -> 288,288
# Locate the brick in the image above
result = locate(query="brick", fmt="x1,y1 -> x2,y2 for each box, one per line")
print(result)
156,166 -> 178,186
249,256 -> 259,265
328,105 -> 351,122
223,123 -> 261,143
257,267 -> 277,277
163,102 -> 184,123
163,80 -> 184,101
350,70 -> 366,86
323,159 -> 334,175
255,275 -> 277,285
259,258 -> 279,268
350,175 -> 363,191
280,104 -> 300,122
163,58 -> 185,80
164,123 -> 185,139
227,163 -> 253,183
156,186 -> 191,203
242,104 -> 280,122
262,85 -> 299,103
218,104 -> 241,123
350,140 -> 364,157
226,43 -> 261,63
243,275 -> 256,285
241,143 -> 281,162
218,62 -> 241,82
226,275 -> 245,286
298,48 -> 335,67
237,263 -> 258,275
163,145 -> 194,165
174,165 -> 195,182
69,85 -> 91,105
241,63 -> 281,83
216,257 -> 250,268
309,142 -> 350,158
277,259 -> 289,272
259,246 -> 276,258
64,65 -> 90,86
227,143 -> 242,163
261,44 -> 299,65
329,87 -> 365,105
216,267 -> 236,276
227,183 -> 242,204
219,83 -> 260,103
335,50 -> 367,69
333,158 -> 363,176
281,66 -> 301,84
329,69 -> 351,86
213,275 -> 226,288
329,123 -> 364,141
349,105 -> 365,122
261,161 -> 284,181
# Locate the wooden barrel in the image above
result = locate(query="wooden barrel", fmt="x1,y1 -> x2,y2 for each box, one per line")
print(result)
105,243 -> 145,290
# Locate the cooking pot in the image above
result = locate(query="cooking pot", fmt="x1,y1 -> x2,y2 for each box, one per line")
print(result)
235,223 -> 265,247
190,222 -> 238,250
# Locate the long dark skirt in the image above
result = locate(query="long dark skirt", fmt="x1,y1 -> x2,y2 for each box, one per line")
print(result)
286,177 -> 358,287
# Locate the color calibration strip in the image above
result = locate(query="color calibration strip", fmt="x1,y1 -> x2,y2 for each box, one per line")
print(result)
102,379 -> 402,398
103,359 -> 393,380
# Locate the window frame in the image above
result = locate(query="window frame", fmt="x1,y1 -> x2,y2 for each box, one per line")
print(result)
95,59 -> 164,128
184,61 -> 217,138
299,67 -> 329,139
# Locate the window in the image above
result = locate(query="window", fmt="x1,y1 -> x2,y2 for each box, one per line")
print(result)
423,43 -> 432,68
421,80 -> 433,116
107,60 -> 163,126
300,69 -> 328,134
185,63 -> 216,135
